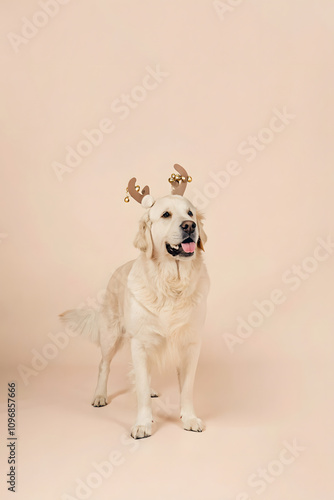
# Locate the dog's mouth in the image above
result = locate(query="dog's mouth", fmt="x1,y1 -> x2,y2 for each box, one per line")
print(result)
166,237 -> 196,257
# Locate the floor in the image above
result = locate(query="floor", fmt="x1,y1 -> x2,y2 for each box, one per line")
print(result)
1,330 -> 333,500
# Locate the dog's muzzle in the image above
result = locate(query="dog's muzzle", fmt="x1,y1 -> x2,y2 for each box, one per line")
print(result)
166,219 -> 198,257
166,237 -> 197,257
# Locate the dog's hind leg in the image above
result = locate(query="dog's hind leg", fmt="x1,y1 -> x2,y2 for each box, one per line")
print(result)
92,336 -> 122,407
150,388 -> 159,398
92,316 -> 123,407
147,361 -> 159,398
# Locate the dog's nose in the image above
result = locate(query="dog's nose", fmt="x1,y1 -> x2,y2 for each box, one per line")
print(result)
180,220 -> 196,235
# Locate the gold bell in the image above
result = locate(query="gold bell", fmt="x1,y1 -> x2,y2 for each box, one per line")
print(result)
124,196 -> 130,203
187,176 -> 192,182
135,185 -> 140,192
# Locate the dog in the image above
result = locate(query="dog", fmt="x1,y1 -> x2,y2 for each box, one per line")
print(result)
60,165 -> 209,439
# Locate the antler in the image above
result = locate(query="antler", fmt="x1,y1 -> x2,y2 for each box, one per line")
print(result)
127,177 -> 150,203
168,164 -> 192,196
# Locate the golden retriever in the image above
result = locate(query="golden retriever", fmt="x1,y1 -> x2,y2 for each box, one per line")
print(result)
60,166 -> 209,439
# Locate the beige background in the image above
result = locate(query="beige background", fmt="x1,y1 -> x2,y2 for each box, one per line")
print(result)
1,1 -> 334,499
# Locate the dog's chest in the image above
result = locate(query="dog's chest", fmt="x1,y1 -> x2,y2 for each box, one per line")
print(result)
126,257 -> 207,339
126,285 -> 197,337
144,292 -> 201,341
159,298 -> 192,328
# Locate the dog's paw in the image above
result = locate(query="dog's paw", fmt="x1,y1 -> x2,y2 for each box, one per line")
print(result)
181,415 -> 205,432
91,396 -> 107,407
131,422 -> 152,439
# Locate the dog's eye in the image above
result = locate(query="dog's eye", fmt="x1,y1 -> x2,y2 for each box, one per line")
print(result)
188,210 -> 193,217
162,211 -> 171,218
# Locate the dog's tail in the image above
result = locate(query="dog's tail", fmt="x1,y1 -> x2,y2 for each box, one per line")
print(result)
59,308 -> 100,345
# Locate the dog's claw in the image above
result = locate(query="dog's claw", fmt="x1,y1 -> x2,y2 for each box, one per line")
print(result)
91,396 -> 107,407
131,423 -> 152,439
181,416 -> 205,432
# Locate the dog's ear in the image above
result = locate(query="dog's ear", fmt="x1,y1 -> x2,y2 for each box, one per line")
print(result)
196,211 -> 207,251
133,212 -> 153,258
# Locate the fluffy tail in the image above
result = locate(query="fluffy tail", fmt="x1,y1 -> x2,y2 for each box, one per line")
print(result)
59,308 -> 100,345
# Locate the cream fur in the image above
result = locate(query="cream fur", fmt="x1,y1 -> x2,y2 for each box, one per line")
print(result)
60,194 -> 209,438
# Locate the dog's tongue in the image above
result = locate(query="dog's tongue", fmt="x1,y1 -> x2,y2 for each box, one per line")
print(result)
181,241 -> 196,253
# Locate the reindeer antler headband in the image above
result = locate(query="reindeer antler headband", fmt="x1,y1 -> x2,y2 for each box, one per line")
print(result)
168,164 -> 192,195
124,164 -> 192,207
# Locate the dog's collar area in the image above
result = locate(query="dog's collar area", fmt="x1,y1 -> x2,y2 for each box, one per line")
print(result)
166,237 -> 196,257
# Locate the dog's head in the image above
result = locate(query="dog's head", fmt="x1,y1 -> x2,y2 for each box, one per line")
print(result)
134,194 -> 207,260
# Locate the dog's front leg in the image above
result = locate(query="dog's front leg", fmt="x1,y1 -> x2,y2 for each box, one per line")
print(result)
130,338 -> 152,439
178,341 -> 205,432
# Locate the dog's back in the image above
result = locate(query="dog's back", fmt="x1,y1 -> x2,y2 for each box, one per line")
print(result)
60,260 -> 135,345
